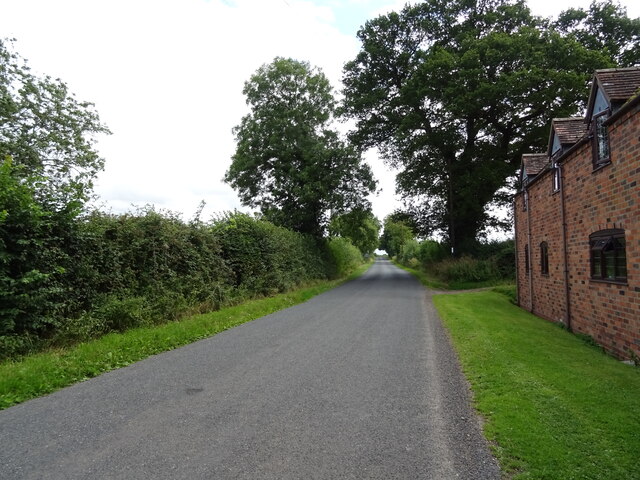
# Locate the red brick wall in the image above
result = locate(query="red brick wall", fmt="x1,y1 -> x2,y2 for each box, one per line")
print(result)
514,193 -> 531,311
515,171 -> 567,325
515,102 -> 640,360
563,104 -> 640,359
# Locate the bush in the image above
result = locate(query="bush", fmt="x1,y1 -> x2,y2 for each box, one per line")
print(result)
398,239 -> 420,264
212,213 -> 329,298
0,158 -> 73,337
0,334 -> 41,361
417,240 -> 448,265
431,256 -> 501,283
395,237 -> 515,287
326,237 -> 363,278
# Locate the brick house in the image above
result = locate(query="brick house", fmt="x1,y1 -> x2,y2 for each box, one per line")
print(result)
513,67 -> 640,360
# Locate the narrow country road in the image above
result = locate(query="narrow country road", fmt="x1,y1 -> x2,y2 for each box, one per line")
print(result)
0,260 -> 500,479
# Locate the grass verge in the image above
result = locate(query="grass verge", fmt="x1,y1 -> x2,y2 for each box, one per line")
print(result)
393,262 -> 449,289
433,290 -> 640,480
0,263 -> 371,410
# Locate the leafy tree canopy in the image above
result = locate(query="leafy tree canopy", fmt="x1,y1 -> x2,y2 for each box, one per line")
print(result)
0,38 -> 110,213
379,216 -> 414,258
329,207 -> 381,256
225,57 -> 376,237
554,0 -> 640,66
341,0 -> 637,254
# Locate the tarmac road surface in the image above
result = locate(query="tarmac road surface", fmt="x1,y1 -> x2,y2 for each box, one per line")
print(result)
0,259 -> 500,479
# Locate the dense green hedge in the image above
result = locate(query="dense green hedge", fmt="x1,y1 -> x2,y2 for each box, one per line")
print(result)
326,237 -> 363,278
0,203 -> 362,360
396,238 -> 515,286
212,212 -> 329,297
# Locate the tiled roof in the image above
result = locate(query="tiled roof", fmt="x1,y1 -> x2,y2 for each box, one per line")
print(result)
595,67 -> 640,101
552,118 -> 588,145
522,154 -> 549,177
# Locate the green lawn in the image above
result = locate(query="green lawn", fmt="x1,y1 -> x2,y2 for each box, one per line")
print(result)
0,264 -> 370,410
434,290 -> 640,480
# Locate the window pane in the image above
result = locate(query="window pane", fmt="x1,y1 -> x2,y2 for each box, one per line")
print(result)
590,230 -> 626,281
615,239 -> 627,278
540,242 -> 548,274
616,257 -> 627,278
592,250 -> 602,277
596,115 -> 610,163
604,249 -> 616,279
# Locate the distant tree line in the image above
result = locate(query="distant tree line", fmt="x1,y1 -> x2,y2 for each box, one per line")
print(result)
380,215 -> 515,287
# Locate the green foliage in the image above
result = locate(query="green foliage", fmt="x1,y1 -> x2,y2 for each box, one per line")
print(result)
435,291 -> 640,479
473,239 -> 516,279
212,212 -> 328,297
341,0 -> 636,254
396,238 -> 514,288
397,238 -> 420,265
61,208 -> 233,331
417,239 -> 448,265
325,236 -> 363,278
431,256 -> 501,284
225,57 -> 376,236
0,156 -> 71,337
0,38 -> 110,210
329,208 -> 380,256
554,0 -> 640,66
379,217 -> 414,257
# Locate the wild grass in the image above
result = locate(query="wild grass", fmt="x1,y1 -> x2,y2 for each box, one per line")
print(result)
0,263 -> 370,410
434,290 -> 640,480
393,262 -> 449,289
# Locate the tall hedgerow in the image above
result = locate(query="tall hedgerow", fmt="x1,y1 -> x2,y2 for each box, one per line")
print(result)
1,207 -> 366,361
212,212 -> 329,298
326,237 -> 363,278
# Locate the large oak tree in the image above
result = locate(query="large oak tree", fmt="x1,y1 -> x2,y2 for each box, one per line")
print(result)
341,0 -> 638,254
225,57 -> 376,237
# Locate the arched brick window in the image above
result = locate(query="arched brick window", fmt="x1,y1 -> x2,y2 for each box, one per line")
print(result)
590,229 -> 626,282
540,242 -> 549,275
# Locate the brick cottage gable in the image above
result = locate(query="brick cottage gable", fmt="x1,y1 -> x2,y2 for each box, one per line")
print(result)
514,67 -> 640,360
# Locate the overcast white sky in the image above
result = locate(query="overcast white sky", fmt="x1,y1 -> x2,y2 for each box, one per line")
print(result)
2,0 -> 639,223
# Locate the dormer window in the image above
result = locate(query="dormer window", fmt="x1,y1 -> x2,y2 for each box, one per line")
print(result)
592,110 -> 610,168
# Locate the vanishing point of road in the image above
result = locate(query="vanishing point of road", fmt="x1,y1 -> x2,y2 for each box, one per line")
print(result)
0,260 -> 500,479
